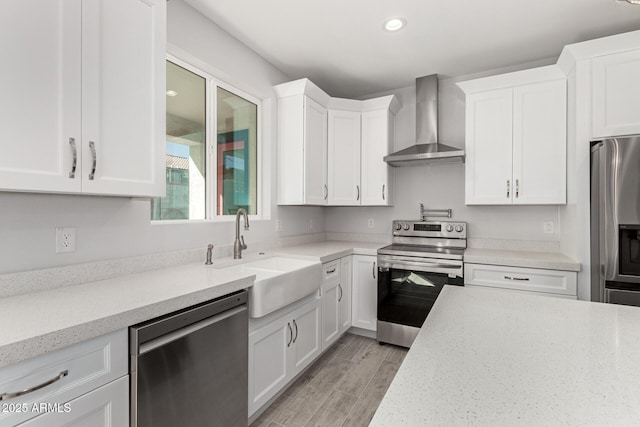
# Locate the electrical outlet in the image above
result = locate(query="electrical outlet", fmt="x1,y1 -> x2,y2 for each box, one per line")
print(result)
543,221 -> 554,234
56,227 -> 76,253
367,218 -> 375,228
275,220 -> 284,232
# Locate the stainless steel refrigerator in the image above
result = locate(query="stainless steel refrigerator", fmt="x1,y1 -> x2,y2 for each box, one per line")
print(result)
591,135 -> 640,306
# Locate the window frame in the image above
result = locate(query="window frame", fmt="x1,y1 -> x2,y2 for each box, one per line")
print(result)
153,53 -> 266,224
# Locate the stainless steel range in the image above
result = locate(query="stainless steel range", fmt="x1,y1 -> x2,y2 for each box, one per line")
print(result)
377,219 -> 466,348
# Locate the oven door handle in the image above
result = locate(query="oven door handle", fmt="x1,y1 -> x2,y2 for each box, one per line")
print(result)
378,260 -> 462,276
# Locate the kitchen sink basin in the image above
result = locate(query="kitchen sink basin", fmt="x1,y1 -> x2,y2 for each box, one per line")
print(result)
214,257 -> 322,318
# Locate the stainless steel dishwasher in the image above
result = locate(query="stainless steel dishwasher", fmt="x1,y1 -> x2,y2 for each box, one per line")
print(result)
130,289 -> 248,427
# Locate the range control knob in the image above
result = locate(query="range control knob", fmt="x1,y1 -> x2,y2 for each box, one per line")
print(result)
445,224 -> 454,232
394,223 -> 402,231
403,223 -> 410,231
455,224 -> 464,232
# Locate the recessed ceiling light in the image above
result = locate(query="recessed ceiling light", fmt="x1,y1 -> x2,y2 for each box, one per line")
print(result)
618,0 -> 640,4
166,90 -> 178,97
384,17 -> 406,32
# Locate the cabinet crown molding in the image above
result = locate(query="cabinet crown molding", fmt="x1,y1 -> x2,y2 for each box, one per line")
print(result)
457,65 -> 565,94
275,78 -> 401,114
273,78 -> 331,107
557,29 -> 640,74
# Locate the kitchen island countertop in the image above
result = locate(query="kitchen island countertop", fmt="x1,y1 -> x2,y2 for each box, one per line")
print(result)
370,285 -> 640,426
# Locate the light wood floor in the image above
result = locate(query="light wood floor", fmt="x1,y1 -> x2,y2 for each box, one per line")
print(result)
251,333 -> 408,427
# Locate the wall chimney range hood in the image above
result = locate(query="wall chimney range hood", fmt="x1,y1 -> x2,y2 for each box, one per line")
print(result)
384,74 -> 465,166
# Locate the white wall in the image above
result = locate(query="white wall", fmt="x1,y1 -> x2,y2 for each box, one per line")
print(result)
326,59 -> 562,244
0,0 -> 323,275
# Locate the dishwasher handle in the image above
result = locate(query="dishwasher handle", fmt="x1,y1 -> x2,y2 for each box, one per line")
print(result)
138,305 -> 247,355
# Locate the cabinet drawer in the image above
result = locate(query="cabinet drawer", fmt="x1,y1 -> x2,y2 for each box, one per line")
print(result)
17,375 -> 128,427
323,260 -> 340,281
464,263 -> 577,296
0,330 -> 127,426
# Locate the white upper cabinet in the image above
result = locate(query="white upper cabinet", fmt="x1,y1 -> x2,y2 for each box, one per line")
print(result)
459,66 -> 567,205
512,80 -> 566,204
328,107 -> 361,205
275,79 -> 330,205
0,1 -> 82,193
361,105 -> 397,206
464,89 -> 513,204
0,0 -> 166,197
276,79 -> 400,206
81,0 -> 166,197
592,49 -> 640,138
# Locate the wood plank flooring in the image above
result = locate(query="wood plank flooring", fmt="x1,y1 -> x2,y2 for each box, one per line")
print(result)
251,333 -> 408,427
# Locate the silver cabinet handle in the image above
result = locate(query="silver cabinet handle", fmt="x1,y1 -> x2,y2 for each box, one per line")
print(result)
506,179 -> 510,198
88,141 -> 97,180
1,370 -> 68,401
68,138 -> 77,178
287,323 -> 293,347
504,276 -> 530,281
356,185 -> 360,201
292,319 -> 298,343
324,184 -> 328,200
372,262 -> 376,279
515,179 -> 520,198
326,267 -> 336,274
338,284 -> 343,302
382,184 -> 385,201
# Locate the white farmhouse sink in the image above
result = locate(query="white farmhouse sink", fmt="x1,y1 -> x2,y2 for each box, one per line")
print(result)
214,257 -> 321,318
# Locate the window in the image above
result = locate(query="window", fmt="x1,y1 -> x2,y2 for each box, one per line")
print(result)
152,58 -> 260,221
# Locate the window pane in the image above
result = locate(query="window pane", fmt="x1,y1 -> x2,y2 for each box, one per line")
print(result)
216,87 -> 257,215
151,61 -> 206,220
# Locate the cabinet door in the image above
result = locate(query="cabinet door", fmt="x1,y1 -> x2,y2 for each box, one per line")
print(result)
339,256 -> 353,334
465,89 -> 514,205
81,0 -> 165,197
321,261 -> 341,351
328,109 -> 361,205
592,49 -> 640,138
248,316 -> 290,416
19,376 -> 128,427
352,255 -> 377,331
289,297 -> 321,376
304,97 -> 328,205
361,109 -> 393,205
0,1 -> 82,193
512,80 -> 566,205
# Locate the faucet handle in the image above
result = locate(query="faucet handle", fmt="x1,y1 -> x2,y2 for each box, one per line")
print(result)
240,235 -> 247,249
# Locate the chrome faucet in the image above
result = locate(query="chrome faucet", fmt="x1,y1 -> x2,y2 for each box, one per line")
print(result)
234,208 -> 250,259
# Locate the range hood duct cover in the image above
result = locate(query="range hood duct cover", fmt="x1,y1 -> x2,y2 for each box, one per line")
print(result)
384,74 -> 464,167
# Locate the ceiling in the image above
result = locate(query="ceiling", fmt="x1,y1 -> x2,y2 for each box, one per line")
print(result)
184,0 -> 640,98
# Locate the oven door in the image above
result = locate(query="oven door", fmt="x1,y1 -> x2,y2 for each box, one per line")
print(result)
377,255 -> 463,329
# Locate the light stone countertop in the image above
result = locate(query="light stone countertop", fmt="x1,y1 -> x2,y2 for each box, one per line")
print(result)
275,240 -> 385,262
0,240 -> 383,368
370,285 -> 640,426
0,262 -> 255,368
464,248 -> 581,271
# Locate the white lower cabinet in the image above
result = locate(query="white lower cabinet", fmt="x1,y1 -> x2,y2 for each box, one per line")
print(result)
0,330 -> 128,427
320,257 -> 353,351
339,256 -> 353,335
464,263 -> 577,299
248,295 -> 321,416
352,255 -> 378,331
321,260 -> 341,351
18,376 -> 128,427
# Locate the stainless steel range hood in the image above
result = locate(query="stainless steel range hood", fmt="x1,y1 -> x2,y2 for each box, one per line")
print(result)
384,74 -> 465,166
